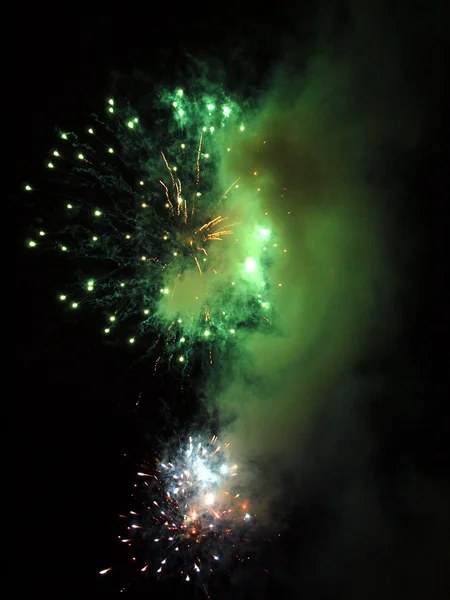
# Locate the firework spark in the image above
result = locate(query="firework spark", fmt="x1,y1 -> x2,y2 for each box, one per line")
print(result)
103,433 -> 254,590
24,86 -> 280,369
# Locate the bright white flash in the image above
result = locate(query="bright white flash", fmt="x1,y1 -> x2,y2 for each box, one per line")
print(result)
245,257 -> 257,273
205,493 -> 215,505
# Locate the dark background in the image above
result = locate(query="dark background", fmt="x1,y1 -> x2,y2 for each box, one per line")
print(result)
12,1 -> 449,597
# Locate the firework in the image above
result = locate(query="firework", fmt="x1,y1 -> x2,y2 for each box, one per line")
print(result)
24,86 -> 278,369
103,433 -> 254,590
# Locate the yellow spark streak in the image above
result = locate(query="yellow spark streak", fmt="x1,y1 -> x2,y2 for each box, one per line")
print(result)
171,275 -> 180,300
175,178 -> 181,214
204,229 -> 234,241
218,176 -> 241,204
196,216 -> 227,234
161,151 -> 175,184
148,256 -> 169,270
208,507 -> 221,519
196,132 -> 203,186
161,151 -> 183,216
176,177 -> 182,200
194,256 -> 203,276
159,180 -> 173,213
175,178 -> 184,218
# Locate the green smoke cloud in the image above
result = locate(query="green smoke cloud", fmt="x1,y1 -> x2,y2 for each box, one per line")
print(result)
208,0 -> 439,505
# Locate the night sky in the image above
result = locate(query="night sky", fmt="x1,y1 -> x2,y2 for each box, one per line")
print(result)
12,1 -> 450,597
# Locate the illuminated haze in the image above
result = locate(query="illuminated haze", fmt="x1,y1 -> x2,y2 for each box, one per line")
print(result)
210,0 -> 439,505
